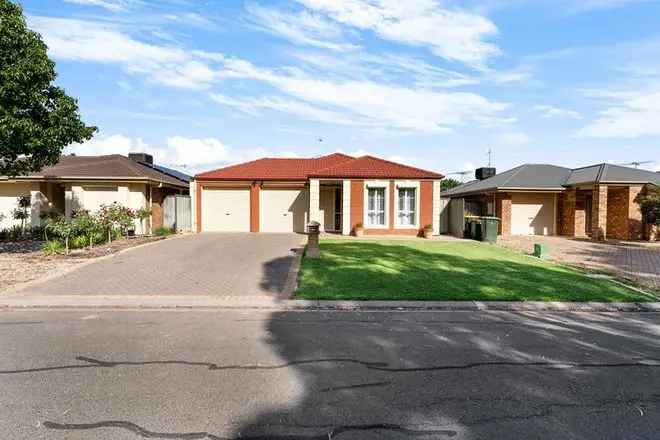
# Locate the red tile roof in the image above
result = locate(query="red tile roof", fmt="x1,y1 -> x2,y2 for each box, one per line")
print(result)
195,153 -> 443,181
195,153 -> 354,181
310,155 -> 443,179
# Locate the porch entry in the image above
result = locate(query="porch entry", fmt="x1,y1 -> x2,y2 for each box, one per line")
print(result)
319,184 -> 343,232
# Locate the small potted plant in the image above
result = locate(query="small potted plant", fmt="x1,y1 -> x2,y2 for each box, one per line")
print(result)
354,222 -> 364,237
422,224 -> 433,239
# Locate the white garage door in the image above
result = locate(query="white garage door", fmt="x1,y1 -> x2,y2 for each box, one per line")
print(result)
260,189 -> 308,233
511,193 -> 555,236
202,188 -> 250,232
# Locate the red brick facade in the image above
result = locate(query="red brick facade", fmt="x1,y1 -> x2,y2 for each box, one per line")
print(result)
350,179 -> 435,236
556,184 -> 647,241
495,193 -> 511,236
249,183 -> 260,233
350,180 -> 364,233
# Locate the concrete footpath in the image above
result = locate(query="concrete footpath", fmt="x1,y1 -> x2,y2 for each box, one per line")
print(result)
2,294 -> 660,312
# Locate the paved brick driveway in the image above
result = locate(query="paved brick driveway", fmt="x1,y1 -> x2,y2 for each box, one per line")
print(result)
12,233 -> 303,297
498,235 -> 660,291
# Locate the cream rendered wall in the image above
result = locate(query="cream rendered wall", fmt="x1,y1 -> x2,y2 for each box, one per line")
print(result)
0,182 -> 31,229
342,180 -> 351,235
190,181 -> 197,233
308,179 -> 320,225
432,180 -> 441,235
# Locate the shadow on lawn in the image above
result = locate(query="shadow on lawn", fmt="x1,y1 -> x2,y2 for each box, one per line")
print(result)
295,241 -> 645,302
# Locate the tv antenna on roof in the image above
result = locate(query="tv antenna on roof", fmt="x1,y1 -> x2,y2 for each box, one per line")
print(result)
619,160 -> 653,169
447,170 -> 472,182
487,148 -> 493,167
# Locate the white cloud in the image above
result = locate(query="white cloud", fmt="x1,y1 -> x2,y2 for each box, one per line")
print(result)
294,0 -> 500,68
63,0 -> 133,12
66,134 -> 149,157
533,105 -> 582,120
577,90 -> 660,139
567,0 -> 653,12
210,94 -> 364,126
162,136 -> 231,167
66,134 -> 233,174
29,16 -> 221,90
494,131 -> 531,146
29,14 -> 512,133
245,3 -> 358,52
212,67 -> 512,133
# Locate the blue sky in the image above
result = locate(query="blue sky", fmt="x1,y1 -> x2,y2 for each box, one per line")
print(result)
21,0 -> 660,177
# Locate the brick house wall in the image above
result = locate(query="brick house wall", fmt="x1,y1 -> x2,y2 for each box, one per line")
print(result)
606,187 -> 628,239
495,193 -> 511,235
249,183 -> 260,233
350,180 -> 364,234
592,184 -> 608,240
350,179 -> 434,236
628,185 -> 644,240
558,184 -> 647,241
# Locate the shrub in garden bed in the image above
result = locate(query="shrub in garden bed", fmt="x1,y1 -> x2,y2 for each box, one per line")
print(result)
153,226 -> 176,236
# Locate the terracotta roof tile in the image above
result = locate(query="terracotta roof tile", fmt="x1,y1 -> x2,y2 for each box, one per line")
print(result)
310,155 -> 443,179
194,153 -> 355,180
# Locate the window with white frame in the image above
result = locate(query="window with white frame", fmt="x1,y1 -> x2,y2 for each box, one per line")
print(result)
398,187 -> 416,226
367,187 -> 386,226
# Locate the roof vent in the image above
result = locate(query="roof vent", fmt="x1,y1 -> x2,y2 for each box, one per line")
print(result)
129,152 -> 153,165
475,167 -> 496,180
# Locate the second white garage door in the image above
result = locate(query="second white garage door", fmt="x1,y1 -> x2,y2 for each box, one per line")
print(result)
511,193 -> 555,236
260,189 -> 309,233
202,188 -> 250,232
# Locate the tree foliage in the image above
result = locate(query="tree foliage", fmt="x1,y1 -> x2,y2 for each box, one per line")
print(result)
0,0 -> 96,176
638,185 -> 660,224
441,178 -> 461,191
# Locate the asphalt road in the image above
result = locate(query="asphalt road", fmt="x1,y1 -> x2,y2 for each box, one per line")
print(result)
1,309 -> 660,439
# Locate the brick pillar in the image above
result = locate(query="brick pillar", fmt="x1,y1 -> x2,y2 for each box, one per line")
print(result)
592,185 -> 608,241
350,180 -> 364,233
497,193 -> 511,236
562,189 -> 576,236
250,182 -> 260,233
628,185 -> 644,240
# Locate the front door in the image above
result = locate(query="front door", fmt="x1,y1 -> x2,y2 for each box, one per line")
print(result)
334,188 -> 342,231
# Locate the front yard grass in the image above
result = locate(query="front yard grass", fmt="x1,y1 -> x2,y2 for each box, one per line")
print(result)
296,240 -> 649,302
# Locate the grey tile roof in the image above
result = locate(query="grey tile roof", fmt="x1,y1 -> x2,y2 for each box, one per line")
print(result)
443,163 -> 659,198
442,164 -> 571,197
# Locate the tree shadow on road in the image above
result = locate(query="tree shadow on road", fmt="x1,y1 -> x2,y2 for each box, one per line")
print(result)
232,308 -> 660,439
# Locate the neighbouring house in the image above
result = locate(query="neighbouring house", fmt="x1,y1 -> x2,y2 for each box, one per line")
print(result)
192,153 -> 444,235
0,153 -> 190,233
442,163 -> 660,241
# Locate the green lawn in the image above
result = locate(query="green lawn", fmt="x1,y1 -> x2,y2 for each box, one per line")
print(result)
296,239 -> 649,302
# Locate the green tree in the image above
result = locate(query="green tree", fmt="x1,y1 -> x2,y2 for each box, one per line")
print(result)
638,185 -> 660,224
441,178 -> 461,191
46,216 -> 74,254
11,195 -> 30,233
0,0 -> 96,177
